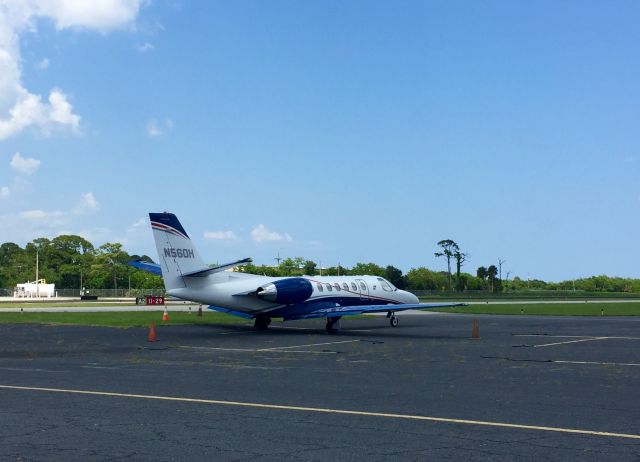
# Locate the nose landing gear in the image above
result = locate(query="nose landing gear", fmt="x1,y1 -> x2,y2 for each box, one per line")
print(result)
387,311 -> 399,327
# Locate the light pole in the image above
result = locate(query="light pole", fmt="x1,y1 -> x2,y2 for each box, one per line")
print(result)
35,246 -> 39,298
109,258 -> 118,295
498,259 -> 506,281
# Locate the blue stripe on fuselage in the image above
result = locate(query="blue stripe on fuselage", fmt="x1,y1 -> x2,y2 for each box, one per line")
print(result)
268,296 -> 398,319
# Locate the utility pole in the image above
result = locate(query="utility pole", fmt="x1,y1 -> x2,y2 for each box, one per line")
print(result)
274,251 -> 282,266
109,258 -> 117,294
498,259 -> 506,281
35,246 -> 39,298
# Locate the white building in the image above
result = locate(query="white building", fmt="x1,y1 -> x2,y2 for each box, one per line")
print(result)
14,279 -> 56,298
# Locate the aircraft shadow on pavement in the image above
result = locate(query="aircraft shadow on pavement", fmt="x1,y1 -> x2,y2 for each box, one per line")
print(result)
162,322 -> 463,341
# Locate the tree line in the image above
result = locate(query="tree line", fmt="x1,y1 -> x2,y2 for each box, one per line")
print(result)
1,236 -> 639,294
0,235 -> 161,292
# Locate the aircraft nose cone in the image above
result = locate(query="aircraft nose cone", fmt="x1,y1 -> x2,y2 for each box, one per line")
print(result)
401,290 -> 419,304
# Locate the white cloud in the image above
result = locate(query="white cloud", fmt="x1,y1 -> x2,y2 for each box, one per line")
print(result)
20,209 -> 65,221
36,57 -> 49,70
131,217 -> 147,228
0,186 -> 9,198
146,119 -> 161,137
204,230 -> 237,241
136,42 -> 154,52
0,0 -> 145,139
48,88 -> 80,128
14,192 -> 99,226
146,118 -> 173,137
0,190 -> 110,244
36,0 -> 144,31
75,192 -> 100,214
10,152 -> 40,175
250,224 -> 292,243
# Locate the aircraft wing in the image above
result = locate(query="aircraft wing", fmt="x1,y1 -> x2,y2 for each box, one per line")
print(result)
286,302 -> 467,320
207,305 -> 254,319
128,260 -> 162,276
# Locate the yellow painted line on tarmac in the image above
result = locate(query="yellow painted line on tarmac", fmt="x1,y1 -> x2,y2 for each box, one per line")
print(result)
1,384 -> 639,440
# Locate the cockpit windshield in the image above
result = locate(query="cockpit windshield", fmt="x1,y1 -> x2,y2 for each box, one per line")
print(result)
377,277 -> 396,292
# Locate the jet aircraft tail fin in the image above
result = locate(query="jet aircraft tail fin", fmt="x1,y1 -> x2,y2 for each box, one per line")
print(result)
149,212 -> 207,290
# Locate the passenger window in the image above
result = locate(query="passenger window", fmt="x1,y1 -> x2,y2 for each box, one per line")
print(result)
334,283 -> 340,291
342,283 -> 349,291
359,282 -> 366,290
373,285 -> 377,290
316,283 -> 323,292
326,283 -> 332,291
351,282 -> 357,291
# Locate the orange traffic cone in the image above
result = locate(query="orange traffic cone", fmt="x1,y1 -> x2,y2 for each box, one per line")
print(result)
472,319 -> 480,339
148,321 -> 157,342
162,307 -> 169,321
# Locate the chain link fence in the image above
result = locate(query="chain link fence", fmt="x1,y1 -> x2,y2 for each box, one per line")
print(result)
1,288 -> 165,298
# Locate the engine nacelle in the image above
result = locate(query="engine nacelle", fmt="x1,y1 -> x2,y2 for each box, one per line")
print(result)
256,278 -> 313,305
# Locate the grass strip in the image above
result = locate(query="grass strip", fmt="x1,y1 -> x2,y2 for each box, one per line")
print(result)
0,311 -> 250,328
436,302 -> 640,316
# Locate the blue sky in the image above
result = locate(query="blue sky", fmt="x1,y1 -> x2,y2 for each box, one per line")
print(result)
0,0 -> 638,281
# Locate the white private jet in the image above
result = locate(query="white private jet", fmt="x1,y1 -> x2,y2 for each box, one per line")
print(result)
130,212 -> 464,333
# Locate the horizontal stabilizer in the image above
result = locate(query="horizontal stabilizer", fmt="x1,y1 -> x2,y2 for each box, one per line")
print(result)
128,260 -> 162,276
182,258 -> 253,277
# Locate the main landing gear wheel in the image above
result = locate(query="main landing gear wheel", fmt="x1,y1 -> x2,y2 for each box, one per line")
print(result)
389,315 -> 399,327
325,317 -> 342,334
254,315 -> 271,330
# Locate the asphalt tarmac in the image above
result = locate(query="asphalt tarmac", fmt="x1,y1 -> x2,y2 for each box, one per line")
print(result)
1,313 -> 639,461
